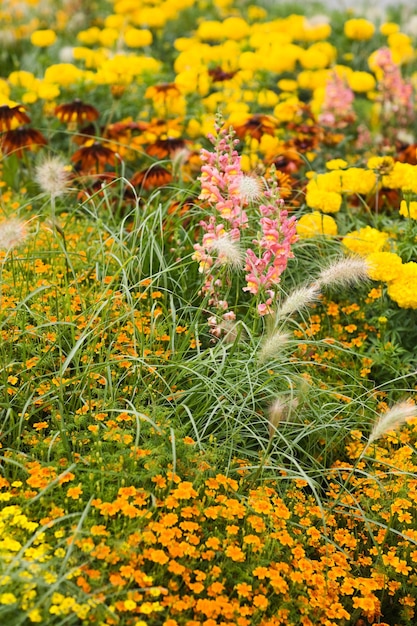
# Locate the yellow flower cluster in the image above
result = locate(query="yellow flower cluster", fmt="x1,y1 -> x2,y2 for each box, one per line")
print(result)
342,226 -> 389,256
387,262 -> 417,308
399,200 -> 417,219
366,251 -> 403,282
297,211 -> 338,238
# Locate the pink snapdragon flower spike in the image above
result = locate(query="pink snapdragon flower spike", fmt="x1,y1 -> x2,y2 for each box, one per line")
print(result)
373,47 -> 414,132
193,116 -> 298,334
318,71 -> 356,129
244,206 -> 298,316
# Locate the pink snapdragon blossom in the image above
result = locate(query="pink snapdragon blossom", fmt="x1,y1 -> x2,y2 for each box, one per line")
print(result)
193,118 -> 298,334
243,206 -> 298,315
318,71 -> 356,129
373,47 -> 414,131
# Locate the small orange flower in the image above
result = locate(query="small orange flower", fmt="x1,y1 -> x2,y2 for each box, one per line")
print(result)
253,594 -> 269,610
67,484 -> 83,499
225,545 -> 245,562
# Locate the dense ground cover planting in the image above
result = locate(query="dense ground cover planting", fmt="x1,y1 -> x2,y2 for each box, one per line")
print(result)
1,0 -> 417,624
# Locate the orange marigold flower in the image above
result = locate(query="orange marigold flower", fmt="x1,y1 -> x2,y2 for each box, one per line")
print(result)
152,474 -> 167,488
225,545 -> 245,562
147,549 -> 169,564
235,582 -> 252,598
205,537 -> 221,550
67,484 -> 83,499
253,594 -> 269,610
253,566 -> 269,579
171,481 -> 198,500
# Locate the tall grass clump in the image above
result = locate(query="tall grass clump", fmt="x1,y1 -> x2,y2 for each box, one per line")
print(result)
2,1 -> 417,624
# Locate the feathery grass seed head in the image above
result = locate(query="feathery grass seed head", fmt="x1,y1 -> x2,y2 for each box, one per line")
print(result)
259,329 -> 291,362
276,285 -> 321,319
211,235 -> 244,269
317,256 -> 370,290
368,401 -> 417,445
0,218 -> 29,251
35,155 -> 71,198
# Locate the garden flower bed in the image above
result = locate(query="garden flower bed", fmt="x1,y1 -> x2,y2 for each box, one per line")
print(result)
1,0 -> 417,624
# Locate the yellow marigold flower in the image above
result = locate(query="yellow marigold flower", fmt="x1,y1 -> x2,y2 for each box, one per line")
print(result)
388,32 -> 413,63
366,251 -> 403,282
399,200 -> 417,220
44,63 -> 85,87
30,29 -> 57,47
344,18 -> 375,40
341,168 -> 376,195
258,89 -> 279,107
298,68 -> 329,90
347,71 -> 376,92
273,96 -> 302,122
380,22 -> 400,36
28,608 -> 42,623
8,71 -> 37,89
196,20 -> 222,40
299,48 -> 329,70
342,226 -> 389,257
387,262 -> 417,308
367,156 -> 395,175
326,159 -> 348,170
124,599 -> 137,610
297,211 -> 338,238
99,27 -> 119,47
306,187 -> 342,214
0,593 -> 17,605
77,27 -> 101,45
222,17 -> 250,40
277,78 -> 298,92
124,28 -> 152,48
383,162 -> 415,189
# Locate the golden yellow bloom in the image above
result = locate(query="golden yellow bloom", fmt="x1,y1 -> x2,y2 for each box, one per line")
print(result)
222,16 -> 250,40
344,18 -> 375,40
297,211 -> 338,238
326,159 -> 347,170
380,22 -> 400,36
367,156 -> 394,175
347,71 -> 376,93
44,63 -> 85,87
387,262 -> 417,308
366,251 -> 403,282
341,168 -> 376,195
124,28 -> 152,48
399,200 -> 417,220
30,29 -> 57,47
306,188 -> 342,213
342,226 -> 389,257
